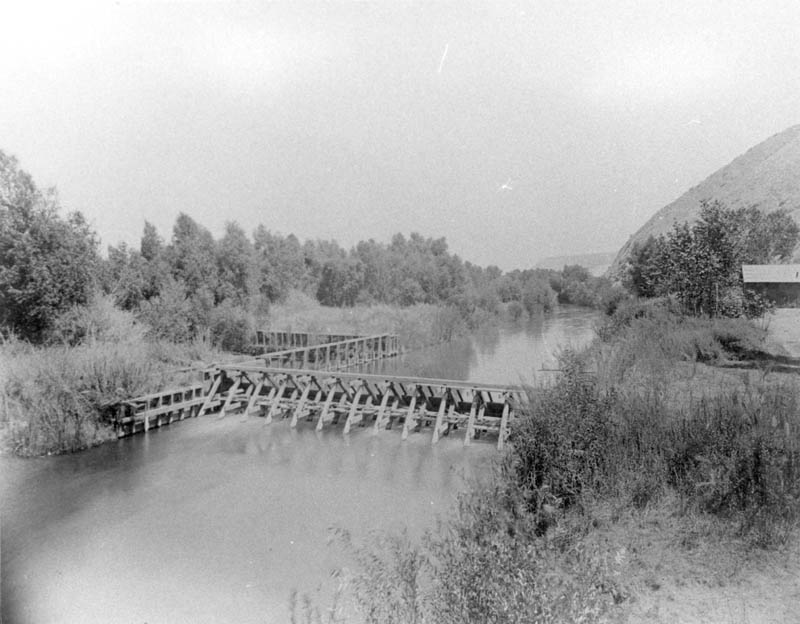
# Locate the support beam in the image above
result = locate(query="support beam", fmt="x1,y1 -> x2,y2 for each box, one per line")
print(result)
498,402 -> 510,451
197,372 -> 222,417
464,397 -> 478,446
290,381 -> 313,427
219,376 -> 242,418
343,386 -> 364,435
373,386 -> 391,433
316,385 -> 337,431
401,387 -> 418,440
431,391 -> 448,445
265,379 -> 288,424
244,378 -> 265,417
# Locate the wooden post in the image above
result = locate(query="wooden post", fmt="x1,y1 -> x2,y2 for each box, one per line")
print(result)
464,396 -> 478,446
290,380 -> 313,427
244,378 -> 265,417
219,375 -> 241,418
431,390 -> 448,445
316,384 -> 337,431
198,372 -> 223,417
401,386 -> 418,440
373,386 -> 391,433
498,402 -> 510,451
265,379 -> 288,424
343,386 -> 364,434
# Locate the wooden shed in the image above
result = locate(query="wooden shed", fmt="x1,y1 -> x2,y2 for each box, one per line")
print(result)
741,264 -> 800,306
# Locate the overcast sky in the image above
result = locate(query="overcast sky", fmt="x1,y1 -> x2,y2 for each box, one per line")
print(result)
2,1 -> 799,269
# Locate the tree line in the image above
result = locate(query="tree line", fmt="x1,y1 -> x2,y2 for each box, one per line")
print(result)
0,149 -> 615,345
623,199 -> 799,317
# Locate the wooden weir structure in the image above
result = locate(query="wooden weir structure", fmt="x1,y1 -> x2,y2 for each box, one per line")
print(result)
113,332 -> 525,449
253,330 -> 364,353
257,334 -> 399,370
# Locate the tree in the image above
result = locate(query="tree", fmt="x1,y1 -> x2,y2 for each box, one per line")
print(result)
140,220 -> 163,262
0,150 -> 98,339
316,258 -> 364,306
167,213 -> 219,300
216,221 -> 258,305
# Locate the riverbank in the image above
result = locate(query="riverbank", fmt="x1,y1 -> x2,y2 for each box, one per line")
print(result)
321,302 -> 800,623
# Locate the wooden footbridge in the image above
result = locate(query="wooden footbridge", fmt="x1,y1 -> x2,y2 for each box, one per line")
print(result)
113,332 -> 525,449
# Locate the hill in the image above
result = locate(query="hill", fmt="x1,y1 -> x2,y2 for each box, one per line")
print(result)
609,124 -> 800,277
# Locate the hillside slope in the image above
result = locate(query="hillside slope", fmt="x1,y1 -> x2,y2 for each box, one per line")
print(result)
609,124 -> 800,277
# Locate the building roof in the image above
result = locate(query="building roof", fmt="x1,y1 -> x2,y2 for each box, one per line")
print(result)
742,264 -> 800,283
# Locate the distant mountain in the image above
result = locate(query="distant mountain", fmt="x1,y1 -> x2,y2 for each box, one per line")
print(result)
609,124 -> 800,277
537,252 -> 617,276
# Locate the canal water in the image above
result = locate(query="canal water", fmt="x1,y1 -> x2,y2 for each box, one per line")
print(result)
0,307 -> 598,624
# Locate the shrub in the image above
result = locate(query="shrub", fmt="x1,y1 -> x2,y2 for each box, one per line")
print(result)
46,294 -> 145,346
509,353 -> 614,527
208,301 -> 254,352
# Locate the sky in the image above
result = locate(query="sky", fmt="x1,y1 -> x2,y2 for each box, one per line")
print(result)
1,1 -> 800,270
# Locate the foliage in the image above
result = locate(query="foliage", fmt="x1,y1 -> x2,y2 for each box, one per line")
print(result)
216,221 -> 259,305
317,258 -> 364,307
509,352 -> 614,525
136,277 -> 196,342
46,294 -> 146,346
624,200 -> 800,317
207,300 -> 254,352
0,150 -> 98,340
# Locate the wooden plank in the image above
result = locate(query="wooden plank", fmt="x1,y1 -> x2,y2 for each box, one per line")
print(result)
372,387 -> 391,433
401,388 -> 418,441
343,386 -> 364,435
219,376 -> 242,418
315,384 -> 337,431
244,378 -> 265,417
498,403 -> 510,450
290,381 -> 313,427
197,373 -> 223,417
265,378 -> 288,424
431,391 -> 448,445
464,398 -> 478,446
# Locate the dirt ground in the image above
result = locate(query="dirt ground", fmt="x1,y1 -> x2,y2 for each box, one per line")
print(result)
605,511 -> 800,624
765,308 -> 800,358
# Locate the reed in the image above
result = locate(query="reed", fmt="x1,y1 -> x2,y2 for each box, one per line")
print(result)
266,294 -> 470,349
0,334 -> 217,456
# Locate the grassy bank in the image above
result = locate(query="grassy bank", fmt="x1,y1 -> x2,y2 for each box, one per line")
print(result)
0,334 -> 217,456
302,302 -> 800,623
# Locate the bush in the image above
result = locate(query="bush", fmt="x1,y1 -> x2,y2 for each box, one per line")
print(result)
509,353 -> 614,528
208,302 -> 254,352
46,294 -> 145,346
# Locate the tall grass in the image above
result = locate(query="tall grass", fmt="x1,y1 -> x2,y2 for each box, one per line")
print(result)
266,292 -> 470,349
0,330 -> 218,456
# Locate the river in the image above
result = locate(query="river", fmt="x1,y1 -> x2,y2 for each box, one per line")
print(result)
0,307 -> 598,623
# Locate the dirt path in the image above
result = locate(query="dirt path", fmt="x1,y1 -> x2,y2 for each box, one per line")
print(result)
765,308 -> 800,358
